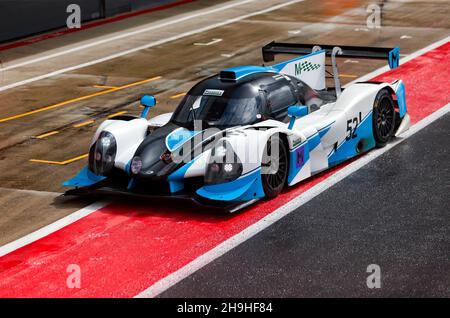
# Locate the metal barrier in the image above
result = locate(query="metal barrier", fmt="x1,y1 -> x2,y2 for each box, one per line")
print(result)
0,0 -> 179,43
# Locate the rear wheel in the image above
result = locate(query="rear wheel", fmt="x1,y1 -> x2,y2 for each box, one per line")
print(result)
373,89 -> 396,147
261,136 -> 288,198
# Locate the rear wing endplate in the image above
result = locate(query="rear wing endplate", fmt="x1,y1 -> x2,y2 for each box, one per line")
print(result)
262,42 -> 400,69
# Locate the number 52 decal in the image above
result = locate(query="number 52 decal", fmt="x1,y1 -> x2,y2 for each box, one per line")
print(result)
346,112 -> 363,140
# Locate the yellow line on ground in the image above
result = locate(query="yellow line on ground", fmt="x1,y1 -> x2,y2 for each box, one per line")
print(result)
107,111 -> 127,118
29,153 -> 88,165
36,130 -> 59,139
116,76 -> 161,90
93,85 -> 119,89
0,76 -> 161,123
73,120 -> 95,128
339,74 -> 358,78
170,92 -> 187,99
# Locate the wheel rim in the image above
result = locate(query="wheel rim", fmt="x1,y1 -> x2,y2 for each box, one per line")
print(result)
376,96 -> 395,140
264,141 -> 287,191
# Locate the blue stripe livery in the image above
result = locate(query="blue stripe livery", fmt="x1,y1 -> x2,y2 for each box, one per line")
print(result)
221,66 -> 276,80
166,128 -> 201,151
167,160 -> 195,193
220,49 -> 326,82
197,168 -> 265,201
318,122 -> 333,138
328,112 -> 375,166
307,133 -> 321,151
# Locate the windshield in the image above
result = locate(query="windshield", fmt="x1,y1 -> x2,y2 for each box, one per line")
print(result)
171,93 -> 261,128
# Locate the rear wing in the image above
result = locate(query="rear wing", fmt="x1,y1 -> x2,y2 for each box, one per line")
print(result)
262,42 -> 400,69
263,42 -> 400,96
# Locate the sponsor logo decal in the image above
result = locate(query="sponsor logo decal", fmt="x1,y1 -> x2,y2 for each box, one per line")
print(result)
294,61 -> 321,76
295,146 -> 305,168
203,89 -> 224,96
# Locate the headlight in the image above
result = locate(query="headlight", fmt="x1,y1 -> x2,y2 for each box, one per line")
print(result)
100,136 -> 111,148
130,156 -> 143,175
214,144 -> 227,157
204,141 -> 243,185
88,131 -> 117,176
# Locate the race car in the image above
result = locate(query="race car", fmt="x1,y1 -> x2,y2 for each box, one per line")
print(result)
64,42 -> 410,212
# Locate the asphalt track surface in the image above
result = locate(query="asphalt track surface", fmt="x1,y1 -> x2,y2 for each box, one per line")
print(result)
0,0 -> 449,298
160,112 -> 450,298
1,0 -> 448,243
0,39 -> 448,298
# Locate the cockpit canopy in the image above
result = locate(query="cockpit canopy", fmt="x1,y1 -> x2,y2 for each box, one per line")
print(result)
171,71 -> 325,129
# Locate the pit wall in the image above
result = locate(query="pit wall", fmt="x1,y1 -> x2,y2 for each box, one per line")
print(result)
0,0 -> 179,43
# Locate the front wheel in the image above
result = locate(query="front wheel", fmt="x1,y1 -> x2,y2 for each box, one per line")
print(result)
372,89 -> 396,147
261,136 -> 288,198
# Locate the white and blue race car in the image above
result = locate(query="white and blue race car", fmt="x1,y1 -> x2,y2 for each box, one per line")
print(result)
64,42 -> 410,212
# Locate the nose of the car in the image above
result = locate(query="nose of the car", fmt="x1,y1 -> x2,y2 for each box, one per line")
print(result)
130,123 -> 180,179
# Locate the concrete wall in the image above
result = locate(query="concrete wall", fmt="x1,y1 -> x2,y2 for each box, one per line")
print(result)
0,0 -> 103,42
0,0 -> 179,43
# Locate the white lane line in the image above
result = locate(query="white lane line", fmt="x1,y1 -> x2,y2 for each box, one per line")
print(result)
135,37 -> 450,297
0,0 -> 257,73
0,0 -> 305,93
0,201 -> 109,257
137,103 -> 450,298
0,187 -> 60,196
194,38 -> 223,46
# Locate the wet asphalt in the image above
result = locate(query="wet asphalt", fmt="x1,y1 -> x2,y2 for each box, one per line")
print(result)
161,113 -> 450,297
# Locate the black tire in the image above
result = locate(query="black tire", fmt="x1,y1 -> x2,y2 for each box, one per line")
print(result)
261,136 -> 288,198
373,89 -> 396,147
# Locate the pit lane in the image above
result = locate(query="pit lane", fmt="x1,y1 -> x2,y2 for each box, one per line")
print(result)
0,0 -> 448,297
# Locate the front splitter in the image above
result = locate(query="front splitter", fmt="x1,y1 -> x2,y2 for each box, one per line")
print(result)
64,186 -> 258,213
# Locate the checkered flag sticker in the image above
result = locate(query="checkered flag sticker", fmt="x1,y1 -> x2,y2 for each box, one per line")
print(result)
301,61 -> 321,72
275,49 -> 326,90
294,61 -> 321,76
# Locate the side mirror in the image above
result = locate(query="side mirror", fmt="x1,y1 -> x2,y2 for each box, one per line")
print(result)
287,105 -> 308,130
140,95 -> 156,118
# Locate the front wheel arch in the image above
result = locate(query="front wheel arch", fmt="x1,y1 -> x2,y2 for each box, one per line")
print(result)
260,134 -> 289,198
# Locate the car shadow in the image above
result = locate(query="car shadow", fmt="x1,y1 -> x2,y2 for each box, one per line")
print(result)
52,154 -> 362,225
52,192 -> 256,224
